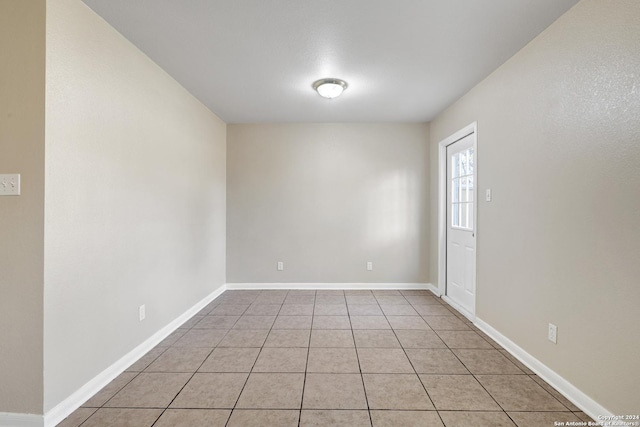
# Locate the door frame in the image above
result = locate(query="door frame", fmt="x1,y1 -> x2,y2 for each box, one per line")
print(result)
438,121 -> 478,320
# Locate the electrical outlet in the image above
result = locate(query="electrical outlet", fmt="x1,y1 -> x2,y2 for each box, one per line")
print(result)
277,261 -> 284,271
139,305 -> 146,321
0,174 -> 20,196
366,262 -> 373,271
548,323 -> 557,344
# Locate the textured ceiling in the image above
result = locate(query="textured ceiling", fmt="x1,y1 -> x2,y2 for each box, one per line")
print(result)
82,0 -> 578,123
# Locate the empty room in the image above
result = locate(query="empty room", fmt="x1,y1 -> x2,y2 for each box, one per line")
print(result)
1,0 -> 638,426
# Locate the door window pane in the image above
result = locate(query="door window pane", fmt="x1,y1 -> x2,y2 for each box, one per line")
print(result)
450,146 -> 474,231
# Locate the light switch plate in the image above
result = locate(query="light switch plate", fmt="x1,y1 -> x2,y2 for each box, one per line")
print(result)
485,188 -> 492,202
0,174 -> 20,196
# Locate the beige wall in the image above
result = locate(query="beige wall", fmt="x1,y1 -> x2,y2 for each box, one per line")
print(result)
43,0 -> 227,411
0,0 -> 46,415
430,0 -> 640,414
227,123 -> 430,284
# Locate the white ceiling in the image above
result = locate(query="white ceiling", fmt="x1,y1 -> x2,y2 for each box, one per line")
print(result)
82,0 -> 578,123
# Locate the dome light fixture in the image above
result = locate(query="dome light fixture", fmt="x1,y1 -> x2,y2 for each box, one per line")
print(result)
313,78 -> 348,99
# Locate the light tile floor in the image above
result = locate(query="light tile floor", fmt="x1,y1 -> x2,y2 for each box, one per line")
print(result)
57,290 -> 594,427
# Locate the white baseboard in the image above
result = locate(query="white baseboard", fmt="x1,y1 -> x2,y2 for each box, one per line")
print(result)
424,282 -> 441,296
0,413 -> 43,427
226,282 -> 432,290
474,317 -> 613,420
441,295 -> 475,321
43,284 -> 227,427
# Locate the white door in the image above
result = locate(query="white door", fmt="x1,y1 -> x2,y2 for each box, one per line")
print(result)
446,133 -> 476,317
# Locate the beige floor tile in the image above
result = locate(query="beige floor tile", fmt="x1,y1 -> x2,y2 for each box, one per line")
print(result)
56,408 -> 97,427
370,410 -> 443,427
157,329 -> 188,347
412,304 -> 455,316
574,411 -> 596,422
180,315 -> 205,329
350,316 -> 391,330
498,350 -> 535,374
170,373 -> 248,408
435,331 -> 493,349
508,411 -> 582,426
380,304 -> 418,316
419,374 -> 501,411
302,374 -> 367,409
145,347 -> 211,372
315,295 -> 346,304
198,347 -> 260,372
209,305 -> 249,316
315,290 -> 344,296
253,296 -> 287,305
217,296 -> 257,305
284,295 -> 315,305
438,411 -> 516,427
244,304 -> 282,316
363,374 -> 434,410
348,305 -> 384,316
218,330 -> 269,347
395,330 -> 447,349
194,315 -> 239,329
405,349 -> 469,374
82,372 -> 138,407
227,410 -> 299,427
423,315 -> 471,330
309,330 -> 355,347
153,409 -> 230,427
375,296 -> 409,305
353,330 -> 401,348
530,375 -> 581,411
279,304 -> 314,316
452,349 -> 524,375
346,295 -> 378,304
476,375 -> 568,411
400,290 -> 432,296
473,329 -> 502,349
307,348 -> 360,373
232,315 -> 276,329
344,290 -> 373,295
81,408 -> 162,427
314,304 -> 348,315
264,329 -> 310,347
236,373 -> 305,409
300,410 -> 371,427
387,316 -> 430,330
173,329 -> 227,347
312,316 -> 351,329
105,373 -> 191,408
287,290 -> 316,296
372,290 -> 402,296
404,295 -> 441,305
272,315 -> 313,329
253,347 -> 308,372
125,347 -> 168,372
259,290 -> 288,295
357,348 -> 414,373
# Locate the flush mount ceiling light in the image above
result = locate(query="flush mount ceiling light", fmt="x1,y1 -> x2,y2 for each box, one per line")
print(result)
313,78 -> 348,99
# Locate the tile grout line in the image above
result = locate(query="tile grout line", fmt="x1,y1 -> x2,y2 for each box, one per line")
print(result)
156,295 -> 249,427
298,289 -> 316,427
379,292 -> 446,426
346,292 -> 374,427
225,290 -> 286,426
